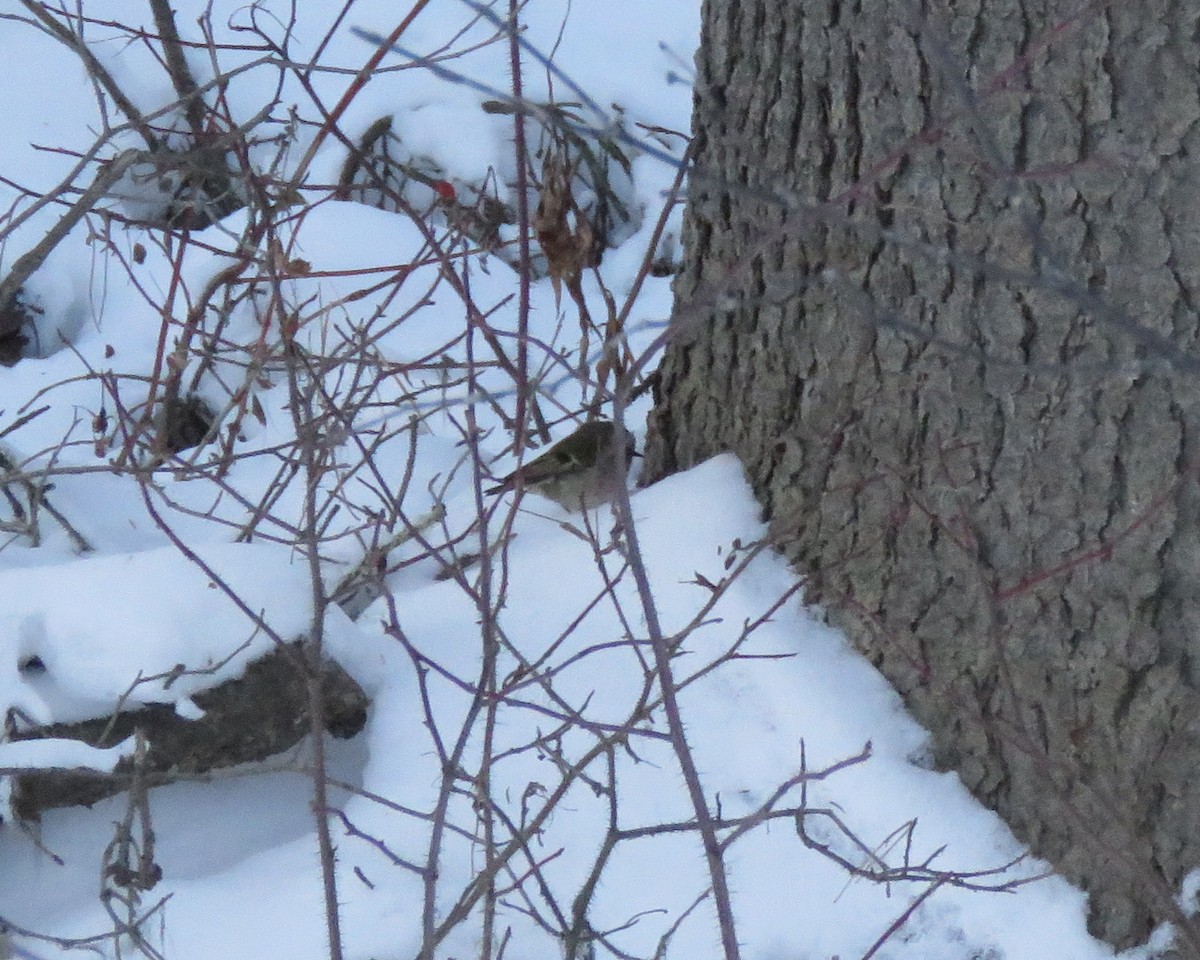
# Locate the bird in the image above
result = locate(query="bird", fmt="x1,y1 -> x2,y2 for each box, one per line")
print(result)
486,419 -> 637,510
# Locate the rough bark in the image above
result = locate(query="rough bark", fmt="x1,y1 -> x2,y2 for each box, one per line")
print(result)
9,644 -> 368,821
643,0 -> 1200,948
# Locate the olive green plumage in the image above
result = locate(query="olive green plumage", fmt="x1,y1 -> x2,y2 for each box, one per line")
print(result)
487,420 -> 636,510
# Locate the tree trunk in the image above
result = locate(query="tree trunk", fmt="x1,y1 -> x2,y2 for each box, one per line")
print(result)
643,0 -> 1200,948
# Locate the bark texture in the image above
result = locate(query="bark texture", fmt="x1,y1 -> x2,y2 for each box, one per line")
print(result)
643,0 -> 1200,948
8,644 -> 368,821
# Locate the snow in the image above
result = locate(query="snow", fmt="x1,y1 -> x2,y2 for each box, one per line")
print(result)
0,2 -> 1175,959
0,738 -> 131,776
0,543 -> 315,725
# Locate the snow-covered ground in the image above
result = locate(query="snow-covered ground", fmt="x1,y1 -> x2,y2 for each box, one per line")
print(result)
0,2 -> 1172,958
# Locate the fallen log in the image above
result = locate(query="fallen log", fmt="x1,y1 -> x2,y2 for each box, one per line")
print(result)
7,642 -> 368,821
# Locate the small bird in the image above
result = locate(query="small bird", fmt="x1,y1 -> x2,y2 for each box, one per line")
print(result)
487,419 -> 636,510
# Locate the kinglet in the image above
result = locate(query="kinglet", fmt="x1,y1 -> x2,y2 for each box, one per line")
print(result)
487,419 -> 636,510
